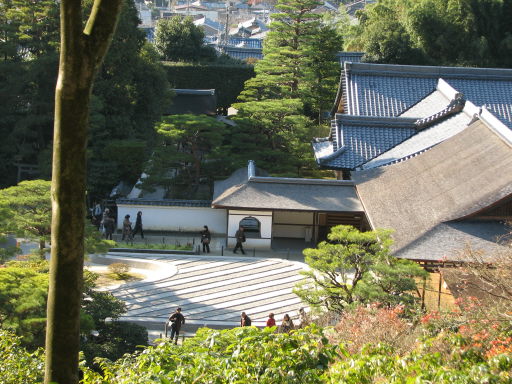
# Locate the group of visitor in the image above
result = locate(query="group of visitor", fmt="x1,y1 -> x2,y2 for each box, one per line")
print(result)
90,202 -> 144,241
165,307 -> 309,345
243,310 -> 307,333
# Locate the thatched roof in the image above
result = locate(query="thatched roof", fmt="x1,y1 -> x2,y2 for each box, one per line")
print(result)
353,110 -> 512,256
213,163 -> 363,212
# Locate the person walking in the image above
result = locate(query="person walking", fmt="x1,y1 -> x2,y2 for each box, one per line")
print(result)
240,312 -> 251,327
266,313 -> 276,328
132,211 -> 144,239
103,212 -> 115,240
233,226 -> 246,254
166,307 -> 185,344
278,314 -> 294,333
92,202 -> 102,229
122,214 -> 133,241
200,225 -> 211,253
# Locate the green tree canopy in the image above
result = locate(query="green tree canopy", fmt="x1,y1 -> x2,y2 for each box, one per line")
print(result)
141,114 -> 227,198
0,0 -> 171,199
0,264 -> 49,348
294,225 -> 427,313
0,180 -> 52,251
232,99 -> 316,175
0,180 -> 113,254
154,16 -> 217,62
347,0 -> 512,67
238,0 -> 341,121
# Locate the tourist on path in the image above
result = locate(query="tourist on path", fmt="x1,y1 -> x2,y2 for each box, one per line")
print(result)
278,314 -> 294,333
240,312 -> 251,327
132,211 -> 144,239
103,211 -> 115,240
166,307 -> 186,344
122,214 -> 133,241
233,226 -> 246,254
266,313 -> 276,328
200,225 -> 211,253
92,202 -> 102,229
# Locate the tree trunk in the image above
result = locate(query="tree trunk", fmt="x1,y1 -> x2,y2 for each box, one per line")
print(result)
45,1 -> 123,383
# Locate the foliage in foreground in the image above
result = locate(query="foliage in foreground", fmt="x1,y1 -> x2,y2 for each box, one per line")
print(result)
0,331 -> 45,384
82,325 -> 335,384
1,311 -> 512,384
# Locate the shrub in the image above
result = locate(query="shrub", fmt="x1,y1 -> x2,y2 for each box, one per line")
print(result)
108,262 -> 130,278
0,331 -> 44,384
82,325 -> 337,383
329,304 -> 419,355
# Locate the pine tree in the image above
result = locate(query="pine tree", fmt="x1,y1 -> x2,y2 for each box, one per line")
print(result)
238,0 -> 323,103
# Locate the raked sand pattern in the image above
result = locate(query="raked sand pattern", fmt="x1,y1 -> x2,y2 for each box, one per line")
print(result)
105,253 -> 308,329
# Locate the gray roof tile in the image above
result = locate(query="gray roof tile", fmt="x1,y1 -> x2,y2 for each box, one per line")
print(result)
343,63 -> 512,128
317,116 -> 418,169
362,103 -> 477,170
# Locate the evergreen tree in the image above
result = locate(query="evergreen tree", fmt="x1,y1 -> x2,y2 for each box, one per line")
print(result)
141,114 -> 227,198
294,225 -> 427,313
154,15 -> 217,62
238,0 -> 324,103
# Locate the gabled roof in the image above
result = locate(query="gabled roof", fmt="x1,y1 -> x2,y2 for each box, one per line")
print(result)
212,162 -> 363,212
336,51 -> 364,67
315,79 -> 467,170
362,100 -> 479,170
353,109 -> 512,256
338,62 -> 512,128
316,116 -> 418,169
194,17 -> 223,32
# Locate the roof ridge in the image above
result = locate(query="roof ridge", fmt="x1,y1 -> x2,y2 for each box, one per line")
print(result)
415,95 -> 465,130
344,62 -> 512,80
336,114 -> 418,128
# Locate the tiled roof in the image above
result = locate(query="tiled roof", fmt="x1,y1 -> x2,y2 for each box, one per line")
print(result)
318,116 -> 417,169
228,37 -> 263,49
362,101 -> 478,170
316,75 -> 506,170
221,46 -> 263,60
342,62 -> 512,128
336,51 -> 364,67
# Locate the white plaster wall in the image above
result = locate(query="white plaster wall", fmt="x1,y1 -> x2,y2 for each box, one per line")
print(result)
227,210 -> 272,249
117,204 -> 227,234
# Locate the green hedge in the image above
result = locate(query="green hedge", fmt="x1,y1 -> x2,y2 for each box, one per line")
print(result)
162,62 -> 255,109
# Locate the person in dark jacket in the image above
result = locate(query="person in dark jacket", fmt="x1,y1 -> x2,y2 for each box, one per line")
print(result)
233,226 -> 246,254
103,212 -> 115,240
122,214 -> 133,241
166,307 -> 185,344
132,211 -> 144,239
200,225 -> 211,253
240,312 -> 251,327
